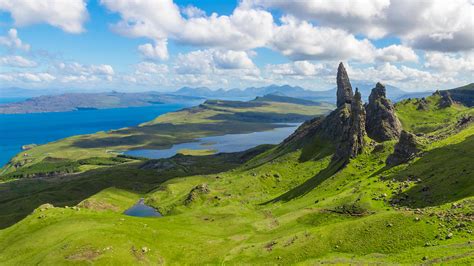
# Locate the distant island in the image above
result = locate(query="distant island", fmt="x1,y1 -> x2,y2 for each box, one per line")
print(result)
0,91 -> 202,114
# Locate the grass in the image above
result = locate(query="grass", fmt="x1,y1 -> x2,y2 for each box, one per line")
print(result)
395,94 -> 472,134
0,94 -> 472,264
177,149 -> 217,156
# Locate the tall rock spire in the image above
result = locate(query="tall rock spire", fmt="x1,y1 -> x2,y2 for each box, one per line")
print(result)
365,82 -> 402,142
335,88 -> 366,160
336,62 -> 354,107
348,88 -> 366,157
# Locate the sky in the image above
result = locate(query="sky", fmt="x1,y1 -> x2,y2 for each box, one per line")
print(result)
0,0 -> 473,92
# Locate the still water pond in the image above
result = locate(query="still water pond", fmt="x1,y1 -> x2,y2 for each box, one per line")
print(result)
123,198 -> 162,217
124,124 -> 299,159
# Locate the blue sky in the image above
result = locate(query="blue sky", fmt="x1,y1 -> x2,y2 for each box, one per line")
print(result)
0,0 -> 472,92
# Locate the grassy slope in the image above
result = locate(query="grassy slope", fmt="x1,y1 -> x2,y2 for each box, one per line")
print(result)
395,94 -> 473,134
2,98 -> 332,176
0,126 -> 472,264
0,95 -> 472,264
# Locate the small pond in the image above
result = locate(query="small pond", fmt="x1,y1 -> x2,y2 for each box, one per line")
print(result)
124,123 -> 300,159
123,198 -> 162,217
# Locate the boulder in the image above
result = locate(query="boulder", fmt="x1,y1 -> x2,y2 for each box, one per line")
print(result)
365,82 -> 402,142
386,130 -> 422,166
185,184 -> 210,205
416,98 -> 429,110
439,91 -> 455,108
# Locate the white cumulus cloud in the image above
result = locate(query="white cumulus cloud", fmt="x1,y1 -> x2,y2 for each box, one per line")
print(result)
0,0 -> 88,33
375,45 -> 418,62
255,0 -> 474,52
138,40 -> 169,61
0,28 -> 30,51
0,55 -> 37,67
271,16 -> 376,62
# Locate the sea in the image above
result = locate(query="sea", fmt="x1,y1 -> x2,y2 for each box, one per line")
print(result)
0,101 -> 197,166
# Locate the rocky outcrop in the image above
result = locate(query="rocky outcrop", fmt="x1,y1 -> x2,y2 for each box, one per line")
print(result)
444,83 -> 474,107
185,184 -> 210,205
416,98 -> 429,110
344,88 -> 366,158
322,76 -> 366,160
457,115 -> 472,128
386,130 -> 421,166
280,63 -> 367,162
365,83 -> 402,142
336,62 -> 353,107
438,91 -> 455,108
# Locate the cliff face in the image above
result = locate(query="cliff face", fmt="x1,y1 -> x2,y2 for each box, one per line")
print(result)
438,91 -> 455,108
348,89 -> 366,158
365,83 -> 402,142
318,64 -> 367,161
443,83 -> 474,107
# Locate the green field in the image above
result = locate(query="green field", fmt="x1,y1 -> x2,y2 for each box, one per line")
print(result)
0,93 -> 472,264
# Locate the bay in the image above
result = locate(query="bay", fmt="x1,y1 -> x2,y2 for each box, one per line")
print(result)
0,102 -> 197,166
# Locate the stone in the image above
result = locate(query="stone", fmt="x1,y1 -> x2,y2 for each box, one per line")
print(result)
457,115 -> 472,128
278,63 -> 367,163
386,130 -> 422,166
336,62 -> 353,107
333,88 -> 366,161
416,98 -> 429,110
185,184 -> 210,205
348,88 -> 366,158
365,82 -> 402,142
438,91 -> 455,108
446,233 -> 453,239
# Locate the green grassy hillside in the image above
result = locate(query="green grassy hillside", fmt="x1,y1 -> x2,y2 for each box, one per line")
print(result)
0,93 -> 472,264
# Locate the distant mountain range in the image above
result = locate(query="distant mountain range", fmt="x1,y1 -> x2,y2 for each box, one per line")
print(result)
173,82 -> 433,103
0,81 -> 442,114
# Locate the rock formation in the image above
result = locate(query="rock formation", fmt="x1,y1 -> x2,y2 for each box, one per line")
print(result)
185,184 -> 210,205
324,65 -> 366,161
365,82 -> 402,142
281,62 -> 368,162
336,62 -> 353,107
343,88 -> 366,158
386,130 -> 421,166
438,91 -> 455,108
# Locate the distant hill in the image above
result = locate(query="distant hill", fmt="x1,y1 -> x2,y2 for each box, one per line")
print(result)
172,82 -> 431,103
443,83 -> 474,107
0,91 -> 202,114
253,94 -> 325,106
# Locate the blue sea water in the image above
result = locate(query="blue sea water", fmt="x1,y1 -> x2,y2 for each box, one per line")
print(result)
0,102 -> 197,166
